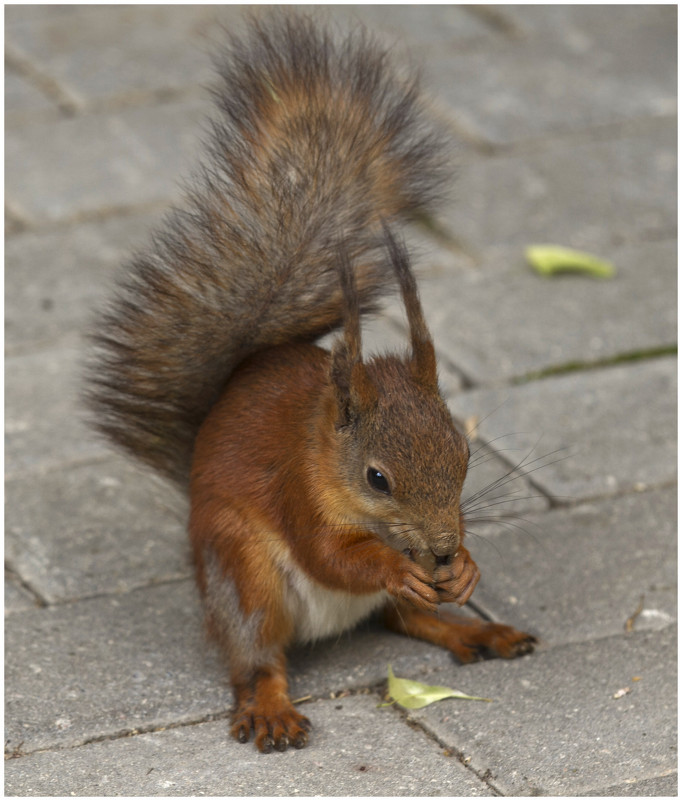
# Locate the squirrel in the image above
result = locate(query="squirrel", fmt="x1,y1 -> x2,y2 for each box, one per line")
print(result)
86,12 -> 536,753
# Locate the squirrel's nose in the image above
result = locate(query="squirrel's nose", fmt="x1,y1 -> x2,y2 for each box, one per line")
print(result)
430,542 -> 458,565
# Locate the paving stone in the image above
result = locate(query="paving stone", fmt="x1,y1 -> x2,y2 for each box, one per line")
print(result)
470,488 -> 677,646
6,570 -> 675,793
5,580 -> 225,754
576,772 -> 678,797
408,625 -> 677,795
4,568 -> 42,615
5,341 -> 110,477
4,67 -> 58,115
436,119 -> 676,253
498,4 -> 676,42
5,457 -> 190,604
4,695 -> 490,797
5,210 -> 164,351
6,6 -> 232,105
3,6 -> 677,797
445,357 -> 677,502
288,619 -> 479,704
334,4 -> 494,48
5,5 -> 85,24
424,11 -> 676,146
4,578 -> 484,755
5,204 -> 28,235
412,238 -> 676,385
5,99 -> 207,224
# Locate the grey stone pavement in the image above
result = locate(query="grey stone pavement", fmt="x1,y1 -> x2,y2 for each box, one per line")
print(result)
4,4 -> 677,797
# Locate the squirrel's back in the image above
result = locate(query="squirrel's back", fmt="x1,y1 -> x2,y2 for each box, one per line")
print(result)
85,12 -> 449,485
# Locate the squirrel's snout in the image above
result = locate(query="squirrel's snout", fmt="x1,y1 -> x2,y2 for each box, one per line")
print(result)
429,536 -> 460,565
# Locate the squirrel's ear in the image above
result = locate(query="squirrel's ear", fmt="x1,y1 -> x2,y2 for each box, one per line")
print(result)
382,222 -> 438,390
330,344 -> 377,427
330,243 -> 378,427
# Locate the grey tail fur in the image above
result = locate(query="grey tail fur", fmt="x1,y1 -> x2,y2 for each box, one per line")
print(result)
84,11 -> 450,487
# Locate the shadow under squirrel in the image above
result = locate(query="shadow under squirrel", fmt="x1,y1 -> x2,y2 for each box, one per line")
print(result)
86,12 -> 537,753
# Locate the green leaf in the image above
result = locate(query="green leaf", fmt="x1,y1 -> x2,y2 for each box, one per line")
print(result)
384,665 -> 492,709
263,76 -> 280,103
525,245 -> 615,279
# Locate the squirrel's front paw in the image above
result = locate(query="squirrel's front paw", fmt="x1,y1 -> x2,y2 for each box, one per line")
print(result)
434,546 -> 480,605
386,558 -> 440,613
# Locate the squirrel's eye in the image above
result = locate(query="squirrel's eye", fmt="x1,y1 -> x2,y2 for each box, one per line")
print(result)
367,467 -> 391,495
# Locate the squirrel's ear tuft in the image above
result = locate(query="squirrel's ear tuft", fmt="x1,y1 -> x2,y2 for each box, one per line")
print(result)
411,338 -> 438,389
330,242 -> 378,427
382,222 -> 438,390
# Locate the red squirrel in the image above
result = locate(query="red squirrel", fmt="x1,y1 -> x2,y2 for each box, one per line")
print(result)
86,12 -> 536,753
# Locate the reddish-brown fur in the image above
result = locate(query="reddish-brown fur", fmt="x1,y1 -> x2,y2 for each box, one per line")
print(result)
190,340 -> 536,752
87,13 -> 537,755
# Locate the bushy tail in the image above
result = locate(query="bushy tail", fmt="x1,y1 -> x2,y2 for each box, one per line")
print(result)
85,11 -> 450,486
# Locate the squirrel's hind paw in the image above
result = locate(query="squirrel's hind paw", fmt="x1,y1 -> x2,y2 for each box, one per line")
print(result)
452,621 -> 538,664
231,701 -> 312,753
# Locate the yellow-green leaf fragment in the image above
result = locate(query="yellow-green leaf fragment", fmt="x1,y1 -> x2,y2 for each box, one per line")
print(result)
525,245 -> 615,279
263,76 -> 280,103
385,665 -> 492,709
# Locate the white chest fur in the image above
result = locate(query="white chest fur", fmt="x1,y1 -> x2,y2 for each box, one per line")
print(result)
279,554 -> 387,644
